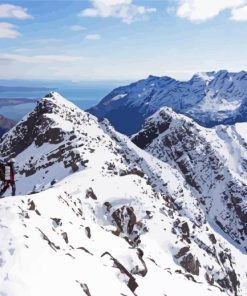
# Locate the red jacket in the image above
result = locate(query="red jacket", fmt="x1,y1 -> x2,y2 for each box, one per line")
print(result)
5,164 -> 14,182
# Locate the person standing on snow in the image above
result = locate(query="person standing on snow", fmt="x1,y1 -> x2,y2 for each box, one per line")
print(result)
0,159 -> 16,197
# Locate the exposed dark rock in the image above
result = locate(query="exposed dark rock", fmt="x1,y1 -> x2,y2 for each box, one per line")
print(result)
209,233 -> 217,244
104,201 -> 112,211
77,247 -> 93,256
132,116 -> 172,149
71,163 -> 79,172
216,272 -> 239,296
145,210 -> 153,219
205,272 -> 214,285
174,246 -> 190,259
112,206 -> 137,235
37,228 -> 60,252
119,168 -> 145,178
35,127 -> 64,147
180,253 -> 200,276
62,232 -> 69,244
51,218 -> 62,226
85,226 -> 91,239
131,248 -> 148,277
35,209 -> 41,216
50,179 -> 57,186
28,200 -> 36,211
181,222 -> 190,237
76,281 -> 92,296
85,188 -> 97,200
101,251 -> 138,293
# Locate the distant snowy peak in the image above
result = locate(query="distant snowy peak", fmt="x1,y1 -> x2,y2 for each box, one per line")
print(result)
88,70 -> 247,135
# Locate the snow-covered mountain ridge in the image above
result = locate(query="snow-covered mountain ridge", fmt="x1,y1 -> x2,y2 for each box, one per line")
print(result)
88,70 -> 247,135
0,92 -> 247,296
132,107 -> 247,251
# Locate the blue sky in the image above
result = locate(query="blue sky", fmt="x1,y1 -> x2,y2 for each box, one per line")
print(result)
1,0 -> 247,81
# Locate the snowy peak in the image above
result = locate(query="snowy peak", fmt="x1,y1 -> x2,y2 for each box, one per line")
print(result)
0,92 -> 103,193
131,107 -> 193,149
132,108 -> 247,253
0,91 -> 92,158
42,91 -> 81,110
88,70 -> 247,135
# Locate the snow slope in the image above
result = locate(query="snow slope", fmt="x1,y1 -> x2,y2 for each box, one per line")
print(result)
0,92 -> 246,296
88,70 -> 247,135
132,107 -> 247,253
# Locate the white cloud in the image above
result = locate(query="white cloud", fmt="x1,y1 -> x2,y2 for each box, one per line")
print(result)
79,0 -> 156,24
85,34 -> 101,40
175,0 -> 246,22
0,4 -> 32,20
0,22 -> 20,38
70,25 -> 87,31
231,5 -> 247,21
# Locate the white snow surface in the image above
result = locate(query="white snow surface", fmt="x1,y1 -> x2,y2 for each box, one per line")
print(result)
111,93 -> 127,101
0,93 -> 246,296
1,171 -> 236,296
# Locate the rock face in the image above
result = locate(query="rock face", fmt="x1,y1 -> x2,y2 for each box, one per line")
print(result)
0,114 -> 16,137
88,70 -> 247,135
0,92 -> 246,296
132,107 -> 247,252
180,253 -> 200,276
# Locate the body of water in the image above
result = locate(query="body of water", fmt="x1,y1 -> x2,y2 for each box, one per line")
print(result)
0,83 -> 121,121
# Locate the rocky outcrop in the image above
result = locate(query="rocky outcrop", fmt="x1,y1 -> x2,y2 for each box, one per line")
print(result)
132,107 -> 247,251
179,253 -> 200,276
104,202 -> 147,246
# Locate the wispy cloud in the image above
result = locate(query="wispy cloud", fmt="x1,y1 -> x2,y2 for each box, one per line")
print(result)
32,38 -> 64,46
231,4 -> 247,21
85,34 -> 101,40
0,22 -> 20,38
0,53 -> 83,63
14,48 -> 32,53
0,4 -> 32,39
79,0 -> 156,24
0,4 -> 32,20
70,25 -> 87,31
175,0 -> 247,22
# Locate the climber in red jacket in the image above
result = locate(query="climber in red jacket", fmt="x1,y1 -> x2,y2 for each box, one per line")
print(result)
0,159 -> 16,197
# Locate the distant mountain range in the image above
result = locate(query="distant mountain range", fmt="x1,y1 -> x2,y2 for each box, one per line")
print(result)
0,99 -> 37,137
0,85 -> 50,92
0,114 -> 16,137
0,98 -> 37,107
88,70 -> 247,135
